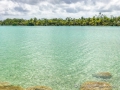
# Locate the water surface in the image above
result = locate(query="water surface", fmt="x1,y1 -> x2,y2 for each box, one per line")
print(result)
0,26 -> 120,90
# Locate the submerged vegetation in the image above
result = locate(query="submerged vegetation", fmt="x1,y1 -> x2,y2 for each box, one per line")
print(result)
0,72 -> 113,90
0,13 -> 120,26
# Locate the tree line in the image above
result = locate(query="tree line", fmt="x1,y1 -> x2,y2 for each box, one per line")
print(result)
0,13 -> 120,26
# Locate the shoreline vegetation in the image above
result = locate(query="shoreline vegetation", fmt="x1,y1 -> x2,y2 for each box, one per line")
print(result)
0,13 -> 120,26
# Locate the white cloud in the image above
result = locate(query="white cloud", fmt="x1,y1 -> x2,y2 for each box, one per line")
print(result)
0,0 -> 120,20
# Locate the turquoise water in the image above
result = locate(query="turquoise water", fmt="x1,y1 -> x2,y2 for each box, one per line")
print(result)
0,26 -> 120,90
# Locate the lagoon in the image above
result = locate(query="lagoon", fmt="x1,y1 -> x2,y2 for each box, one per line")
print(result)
0,26 -> 120,90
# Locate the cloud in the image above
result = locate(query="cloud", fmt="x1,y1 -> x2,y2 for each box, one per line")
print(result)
0,0 -> 120,20
11,0 -> 42,5
66,8 -> 78,13
14,7 -> 29,12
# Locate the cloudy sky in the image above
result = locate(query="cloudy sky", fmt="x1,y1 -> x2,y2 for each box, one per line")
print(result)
0,0 -> 120,20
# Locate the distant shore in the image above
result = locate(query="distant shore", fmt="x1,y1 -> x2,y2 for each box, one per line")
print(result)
0,14 -> 120,26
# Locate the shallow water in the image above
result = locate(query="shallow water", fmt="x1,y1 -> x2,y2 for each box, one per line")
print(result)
0,26 -> 120,90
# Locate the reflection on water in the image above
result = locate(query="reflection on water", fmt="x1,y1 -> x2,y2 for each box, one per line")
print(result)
0,26 -> 120,90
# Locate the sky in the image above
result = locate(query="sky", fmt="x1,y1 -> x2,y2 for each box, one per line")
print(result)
0,0 -> 120,20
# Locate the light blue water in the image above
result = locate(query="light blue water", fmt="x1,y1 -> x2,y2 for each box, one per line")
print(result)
0,26 -> 120,90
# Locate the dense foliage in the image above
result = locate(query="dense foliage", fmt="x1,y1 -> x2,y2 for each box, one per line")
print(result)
0,13 -> 120,26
